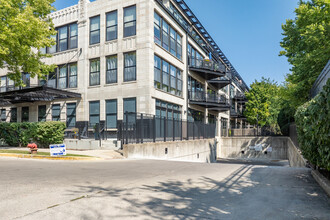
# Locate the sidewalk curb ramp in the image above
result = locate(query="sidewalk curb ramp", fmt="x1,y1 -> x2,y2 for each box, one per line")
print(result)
0,153 -> 102,161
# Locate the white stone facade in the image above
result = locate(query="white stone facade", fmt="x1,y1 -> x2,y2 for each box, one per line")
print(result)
0,0 -> 248,136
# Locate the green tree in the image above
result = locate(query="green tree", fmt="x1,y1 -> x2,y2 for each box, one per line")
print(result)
279,0 -> 330,108
245,78 -> 281,133
0,0 -> 56,86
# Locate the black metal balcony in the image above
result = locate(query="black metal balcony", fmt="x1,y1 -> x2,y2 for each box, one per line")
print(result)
188,57 -> 226,80
230,109 -> 246,119
188,90 -> 230,110
207,77 -> 231,90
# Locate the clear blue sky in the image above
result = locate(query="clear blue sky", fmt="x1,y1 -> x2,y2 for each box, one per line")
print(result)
53,0 -> 299,86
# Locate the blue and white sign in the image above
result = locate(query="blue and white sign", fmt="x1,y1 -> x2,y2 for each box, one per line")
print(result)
50,144 -> 66,156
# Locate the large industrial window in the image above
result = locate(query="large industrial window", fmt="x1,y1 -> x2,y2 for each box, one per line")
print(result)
124,52 -> 136,82
10,108 -> 17,122
90,59 -> 100,86
155,99 -> 181,119
124,5 -> 136,37
38,105 -> 47,122
21,107 -> 29,122
123,98 -> 136,123
66,103 -> 76,127
0,76 -> 6,92
43,23 -> 78,53
89,101 -> 100,127
43,63 -> 77,89
154,55 -> 182,96
154,12 -> 182,60
106,99 -> 117,129
52,104 -> 61,121
106,11 -> 117,41
90,16 -> 100,45
106,55 -> 117,84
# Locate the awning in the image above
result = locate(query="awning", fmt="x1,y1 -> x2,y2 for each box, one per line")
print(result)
0,86 -> 81,106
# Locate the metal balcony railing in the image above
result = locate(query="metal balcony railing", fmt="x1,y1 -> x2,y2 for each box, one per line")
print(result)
188,90 -> 229,105
188,57 -> 226,74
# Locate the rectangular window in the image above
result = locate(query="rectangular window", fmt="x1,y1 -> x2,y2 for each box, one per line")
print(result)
48,69 -> 57,88
58,26 -> 68,52
69,63 -> 77,88
154,12 -> 161,45
154,55 -> 161,89
89,101 -> 100,127
155,12 -> 182,60
155,99 -> 182,119
7,77 -> 15,91
123,98 -> 136,124
90,59 -> 100,86
154,56 -> 182,96
106,55 -> 117,84
0,76 -> 6,92
170,27 -> 176,56
124,5 -> 136,37
162,60 -> 169,92
90,16 -> 100,45
0,109 -> 6,122
66,103 -> 76,127
106,99 -> 117,129
58,66 -> 67,89
162,20 -> 169,51
38,105 -> 46,122
124,52 -> 136,82
21,107 -> 29,122
52,104 -> 61,121
106,11 -> 117,41
10,108 -> 17,122
69,23 -> 78,49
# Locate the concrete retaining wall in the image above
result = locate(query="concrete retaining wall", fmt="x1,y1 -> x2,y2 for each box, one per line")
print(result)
218,136 -> 306,167
123,139 -> 217,163
64,139 -> 119,150
287,138 -> 306,167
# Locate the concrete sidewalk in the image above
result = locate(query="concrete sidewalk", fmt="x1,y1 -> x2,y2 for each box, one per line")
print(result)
0,147 -> 124,160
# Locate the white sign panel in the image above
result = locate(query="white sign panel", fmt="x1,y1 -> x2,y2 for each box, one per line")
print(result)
254,144 -> 263,152
50,144 -> 66,156
267,147 -> 273,152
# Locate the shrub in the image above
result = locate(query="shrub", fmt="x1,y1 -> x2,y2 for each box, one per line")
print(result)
35,121 -> 66,148
295,79 -> 330,170
0,121 -> 66,148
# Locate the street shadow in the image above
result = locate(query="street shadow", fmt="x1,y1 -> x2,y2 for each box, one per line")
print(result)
66,165 -> 259,219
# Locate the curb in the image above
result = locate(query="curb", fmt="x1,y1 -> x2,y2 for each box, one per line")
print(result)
0,153 -> 102,161
311,169 -> 330,197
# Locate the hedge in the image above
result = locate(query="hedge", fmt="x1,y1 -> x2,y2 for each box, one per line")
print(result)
0,121 -> 66,148
295,79 -> 330,171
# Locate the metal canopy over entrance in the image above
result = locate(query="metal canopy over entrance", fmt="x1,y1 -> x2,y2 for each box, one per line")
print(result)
0,86 -> 81,106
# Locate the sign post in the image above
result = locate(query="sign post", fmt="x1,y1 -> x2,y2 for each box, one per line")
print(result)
50,144 -> 66,156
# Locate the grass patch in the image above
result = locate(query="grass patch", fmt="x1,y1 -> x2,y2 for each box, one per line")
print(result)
0,150 -> 92,157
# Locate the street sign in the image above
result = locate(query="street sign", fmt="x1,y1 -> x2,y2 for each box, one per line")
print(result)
50,144 -> 66,156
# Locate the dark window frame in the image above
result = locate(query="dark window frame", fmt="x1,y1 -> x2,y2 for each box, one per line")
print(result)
123,5 -> 136,38
124,51 -> 136,82
21,106 -> 29,122
106,10 -> 118,41
154,55 -> 182,97
41,63 -> 77,89
10,108 -> 17,122
0,109 -> 6,122
106,99 -> 117,129
52,104 -> 61,121
38,105 -> 47,122
90,15 -> 100,45
106,55 -> 118,84
66,103 -> 76,128
89,101 -> 100,127
90,59 -> 100,86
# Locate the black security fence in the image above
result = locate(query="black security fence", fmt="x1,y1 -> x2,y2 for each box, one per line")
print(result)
118,112 -> 216,144
64,121 -> 116,140
221,126 -> 281,137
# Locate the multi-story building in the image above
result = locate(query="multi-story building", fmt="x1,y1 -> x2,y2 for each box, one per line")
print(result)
0,0 -> 248,137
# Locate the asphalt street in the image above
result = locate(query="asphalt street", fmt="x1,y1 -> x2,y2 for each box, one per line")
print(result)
0,157 -> 329,220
